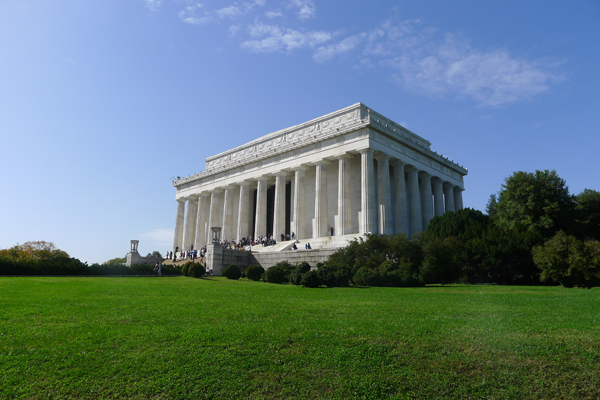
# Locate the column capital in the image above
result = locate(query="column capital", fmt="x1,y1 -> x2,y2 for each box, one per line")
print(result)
454,186 -> 465,192
293,165 -> 309,172
431,176 -> 443,184
374,152 -> 390,161
238,180 -> 251,188
273,171 -> 289,178
359,148 -> 374,155
314,159 -> 331,166
336,153 -> 353,160
390,159 -> 406,167
199,192 -> 210,198
443,182 -> 454,189
176,197 -> 187,203
404,165 -> 420,173
419,171 -> 432,179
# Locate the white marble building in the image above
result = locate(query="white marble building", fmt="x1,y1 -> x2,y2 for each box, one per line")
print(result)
171,103 -> 467,252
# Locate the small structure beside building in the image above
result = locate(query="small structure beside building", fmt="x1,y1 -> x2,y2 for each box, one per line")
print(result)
126,240 -> 163,266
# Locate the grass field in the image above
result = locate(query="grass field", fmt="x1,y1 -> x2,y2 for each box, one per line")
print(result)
1,277 -> 599,399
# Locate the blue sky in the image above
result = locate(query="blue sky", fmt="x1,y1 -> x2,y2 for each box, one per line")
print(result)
1,0 -> 598,264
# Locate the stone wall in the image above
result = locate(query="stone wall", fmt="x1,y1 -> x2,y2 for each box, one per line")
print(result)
126,252 -> 163,266
205,245 -> 338,276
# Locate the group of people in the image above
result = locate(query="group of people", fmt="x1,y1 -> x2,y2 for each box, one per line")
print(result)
153,262 -> 163,275
167,246 -> 207,262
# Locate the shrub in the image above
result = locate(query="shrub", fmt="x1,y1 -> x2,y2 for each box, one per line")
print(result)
290,262 -> 312,285
378,259 -> 425,287
265,267 -> 286,284
301,270 -> 321,288
181,263 -> 190,276
272,261 -> 294,281
353,267 -> 380,286
222,265 -> 241,280
192,263 -> 205,278
533,231 -> 600,288
317,264 -> 337,287
244,265 -> 264,281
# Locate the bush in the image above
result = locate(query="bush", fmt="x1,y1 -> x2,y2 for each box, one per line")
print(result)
192,263 -> 205,278
222,265 -> 241,280
181,262 -> 190,276
301,270 -> 321,288
290,262 -> 312,285
187,264 -> 196,277
378,259 -> 425,287
265,267 -> 286,284
244,265 -> 264,281
353,267 -> 380,286
533,231 -> 600,288
272,261 -> 294,281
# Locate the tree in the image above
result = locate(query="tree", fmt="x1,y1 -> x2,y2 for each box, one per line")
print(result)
104,256 -> 127,265
575,189 -> 600,241
533,230 -> 600,288
0,241 -> 69,261
495,170 -> 575,241
145,251 -> 163,258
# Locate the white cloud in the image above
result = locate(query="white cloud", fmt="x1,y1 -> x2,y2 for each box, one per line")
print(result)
229,24 -> 241,36
165,1 -> 562,107
144,0 -> 162,12
215,5 -> 243,20
242,22 -> 331,52
266,11 -> 283,19
313,33 -> 365,63
289,0 -> 316,20
139,229 -> 174,246
309,20 -> 562,107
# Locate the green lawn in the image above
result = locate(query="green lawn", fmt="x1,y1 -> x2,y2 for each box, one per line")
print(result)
1,277 -> 599,399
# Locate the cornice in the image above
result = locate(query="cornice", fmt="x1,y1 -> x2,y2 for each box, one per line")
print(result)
173,103 -> 467,187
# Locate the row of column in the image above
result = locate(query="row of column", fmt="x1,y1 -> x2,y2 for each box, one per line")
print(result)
173,149 -> 464,252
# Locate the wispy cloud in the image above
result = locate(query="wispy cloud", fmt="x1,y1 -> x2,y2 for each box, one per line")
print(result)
289,0 -> 316,21
144,0 -> 162,12
266,11 -> 283,19
242,22 -> 331,52
162,1 -> 563,107
140,229 -> 174,247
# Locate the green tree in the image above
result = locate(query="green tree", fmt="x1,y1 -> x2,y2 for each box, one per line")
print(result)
145,251 -> 163,258
575,189 -> 600,240
533,230 -> 600,288
495,170 -> 576,240
104,256 -> 127,265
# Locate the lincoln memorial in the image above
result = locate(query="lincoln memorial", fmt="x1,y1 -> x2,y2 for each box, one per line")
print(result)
171,103 -> 467,254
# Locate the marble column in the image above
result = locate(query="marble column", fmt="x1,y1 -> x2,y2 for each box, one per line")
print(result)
236,182 -> 250,243
432,177 -> 445,217
182,196 -> 198,251
314,161 -> 329,238
443,182 -> 455,214
376,154 -> 393,235
194,193 -> 209,249
254,178 -> 268,239
360,148 -> 376,234
292,167 -> 307,240
391,160 -> 409,235
405,166 -> 422,236
420,172 -> 434,229
273,172 -> 287,240
337,155 -> 352,235
221,186 -> 234,242
454,187 -> 464,211
173,198 -> 186,252
207,190 -> 221,243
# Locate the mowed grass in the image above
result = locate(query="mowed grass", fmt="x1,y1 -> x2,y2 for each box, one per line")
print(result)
1,278 -> 599,399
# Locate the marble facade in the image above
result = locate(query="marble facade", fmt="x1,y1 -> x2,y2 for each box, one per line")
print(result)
171,103 -> 468,252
